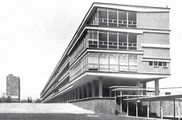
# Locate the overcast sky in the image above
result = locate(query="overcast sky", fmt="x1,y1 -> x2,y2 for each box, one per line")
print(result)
0,0 -> 181,99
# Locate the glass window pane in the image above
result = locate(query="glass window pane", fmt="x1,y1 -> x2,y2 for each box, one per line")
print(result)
163,62 -> 167,67
149,61 -> 153,66
109,32 -> 117,49
98,9 -> 107,27
128,11 -> 136,28
119,33 -> 127,50
99,53 -> 109,71
119,54 -> 128,71
129,55 -> 137,72
129,33 -> 137,50
109,54 -> 118,72
159,62 -> 162,66
109,10 -> 117,27
99,31 -> 107,48
119,11 -> 127,27
88,53 -> 99,70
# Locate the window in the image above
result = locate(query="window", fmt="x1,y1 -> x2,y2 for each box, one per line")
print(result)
88,53 -> 99,70
119,11 -> 127,27
129,33 -> 137,50
99,53 -> 109,71
109,32 -> 117,49
159,62 -> 162,66
129,55 -> 137,72
99,31 -> 107,48
98,9 -> 107,27
109,54 -> 119,72
149,61 -> 153,66
148,61 -> 168,68
119,33 -> 127,50
119,54 -> 128,71
128,11 -> 137,27
154,61 -> 158,67
163,62 -> 168,67
108,10 -> 117,27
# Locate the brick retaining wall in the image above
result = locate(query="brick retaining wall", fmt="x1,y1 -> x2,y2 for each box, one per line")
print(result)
69,97 -> 116,115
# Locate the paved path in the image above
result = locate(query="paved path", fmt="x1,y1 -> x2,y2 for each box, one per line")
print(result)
0,103 -> 94,114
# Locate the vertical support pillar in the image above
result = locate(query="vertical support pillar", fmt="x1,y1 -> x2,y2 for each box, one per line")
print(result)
126,11 -> 128,27
174,98 -> 176,119
117,32 -> 119,49
107,9 -> 109,26
117,10 -> 119,27
109,89 -> 112,97
68,91 -> 70,102
178,99 -> 181,120
82,85 -> 84,98
86,83 -> 89,98
160,99 -> 163,119
120,91 -> 123,113
143,82 -> 147,95
92,81 -> 95,97
155,79 -> 159,95
127,33 -> 129,50
127,96 -> 129,116
147,101 -> 150,118
99,80 -> 103,97
107,32 -> 109,49
136,81 -> 141,95
74,89 -> 77,101
97,31 -> 99,48
136,101 -> 138,117
77,87 -> 80,99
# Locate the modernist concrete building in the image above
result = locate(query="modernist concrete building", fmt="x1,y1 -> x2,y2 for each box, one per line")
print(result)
6,74 -> 20,102
41,2 -> 170,115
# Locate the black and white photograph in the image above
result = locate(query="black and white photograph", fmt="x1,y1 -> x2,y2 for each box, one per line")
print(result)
0,0 -> 181,119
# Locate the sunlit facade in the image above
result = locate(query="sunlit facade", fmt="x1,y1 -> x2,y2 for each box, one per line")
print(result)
40,3 -> 170,113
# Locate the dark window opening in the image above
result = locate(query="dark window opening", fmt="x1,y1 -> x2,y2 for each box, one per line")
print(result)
98,9 -> 107,27
109,10 -> 117,27
149,61 -> 153,66
129,33 -> 137,50
159,62 -> 162,66
119,33 -> 127,50
119,11 -> 127,27
128,11 -> 137,28
109,32 -> 117,49
99,32 -> 107,48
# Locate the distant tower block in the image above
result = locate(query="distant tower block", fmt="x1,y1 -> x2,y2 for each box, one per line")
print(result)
6,74 -> 20,102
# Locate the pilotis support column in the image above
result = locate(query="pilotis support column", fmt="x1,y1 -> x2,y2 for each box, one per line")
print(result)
155,79 -> 159,95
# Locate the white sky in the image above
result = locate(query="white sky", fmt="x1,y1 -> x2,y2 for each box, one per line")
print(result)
0,0 -> 181,99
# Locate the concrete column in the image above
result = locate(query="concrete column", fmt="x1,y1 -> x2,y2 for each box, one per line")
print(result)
127,97 -> 129,116
178,99 -> 181,120
143,82 -> 147,95
136,101 -> 138,117
147,101 -> 150,118
99,80 -> 103,97
174,98 -> 176,119
136,81 -> 141,95
120,91 -> 123,113
77,87 -> 80,99
92,81 -> 95,97
82,85 -> 85,98
155,79 -> 159,95
74,89 -> 76,100
86,83 -> 90,98
160,100 -> 163,119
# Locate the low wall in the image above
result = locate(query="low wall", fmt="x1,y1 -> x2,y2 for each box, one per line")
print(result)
69,97 -> 116,115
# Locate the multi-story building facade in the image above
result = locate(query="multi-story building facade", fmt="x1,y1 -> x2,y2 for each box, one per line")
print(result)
6,74 -> 20,102
41,2 -> 170,114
